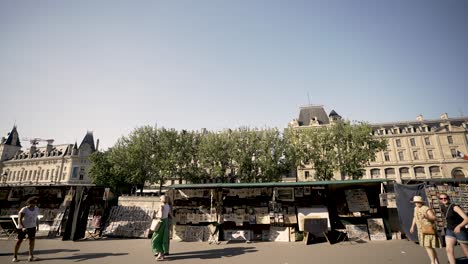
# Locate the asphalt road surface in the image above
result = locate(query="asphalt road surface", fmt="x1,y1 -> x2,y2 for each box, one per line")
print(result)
1,238 -> 468,264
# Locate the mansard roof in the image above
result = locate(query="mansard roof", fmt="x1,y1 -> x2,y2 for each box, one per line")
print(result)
79,131 -> 95,151
369,117 -> 468,132
329,110 -> 341,117
9,144 -> 74,161
4,126 -> 22,147
297,105 -> 330,126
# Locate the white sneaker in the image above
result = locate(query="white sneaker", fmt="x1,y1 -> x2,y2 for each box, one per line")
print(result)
12,257 -> 19,262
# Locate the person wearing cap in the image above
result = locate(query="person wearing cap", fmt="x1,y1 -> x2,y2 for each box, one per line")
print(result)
438,193 -> 468,264
410,195 -> 440,264
12,196 -> 40,262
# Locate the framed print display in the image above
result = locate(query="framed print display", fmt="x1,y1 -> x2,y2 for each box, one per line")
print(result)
276,188 -> 294,202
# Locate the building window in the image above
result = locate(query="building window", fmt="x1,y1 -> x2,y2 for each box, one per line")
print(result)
453,168 -> 465,179
398,151 -> 405,161
79,167 -> 85,180
51,169 -> 55,180
72,167 -> 79,178
371,169 -> 381,179
400,167 -> 410,178
425,137 -> 431,145
429,166 -> 441,177
427,150 -> 434,160
410,138 -> 416,147
414,166 -> 425,178
46,170 -> 49,180
385,168 -> 396,178
396,139 -> 402,147
384,152 -> 390,162
413,151 -> 419,160
448,136 -> 453,144
451,149 -> 458,158
305,171 -> 310,179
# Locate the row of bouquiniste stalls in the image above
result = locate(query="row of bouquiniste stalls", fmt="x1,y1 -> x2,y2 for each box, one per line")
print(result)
166,179 -> 398,244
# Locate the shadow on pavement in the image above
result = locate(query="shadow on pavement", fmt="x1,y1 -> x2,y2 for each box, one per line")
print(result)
165,247 -> 257,260
39,252 -> 128,262
0,248 -> 80,256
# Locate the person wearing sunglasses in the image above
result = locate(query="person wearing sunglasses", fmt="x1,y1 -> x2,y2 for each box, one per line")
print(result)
439,193 -> 468,264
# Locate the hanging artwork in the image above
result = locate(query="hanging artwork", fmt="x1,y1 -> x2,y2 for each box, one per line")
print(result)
344,189 -> 370,212
276,188 -> 294,201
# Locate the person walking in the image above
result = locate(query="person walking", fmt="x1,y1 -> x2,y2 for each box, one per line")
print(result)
151,195 -> 172,261
12,196 -> 40,262
438,193 -> 468,264
410,195 -> 440,264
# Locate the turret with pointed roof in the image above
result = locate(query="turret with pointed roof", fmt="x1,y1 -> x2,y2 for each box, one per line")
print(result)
0,126 -> 22,162
78,131 -> 96,156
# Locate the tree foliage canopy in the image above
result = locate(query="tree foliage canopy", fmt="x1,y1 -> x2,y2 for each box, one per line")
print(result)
88,121 -> 387,193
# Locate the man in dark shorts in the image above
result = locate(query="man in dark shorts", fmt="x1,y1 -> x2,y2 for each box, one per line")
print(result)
13,196 -> 40,262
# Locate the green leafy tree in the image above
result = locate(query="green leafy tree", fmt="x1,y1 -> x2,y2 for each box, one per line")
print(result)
255,128 -> 286,182
156,128 -> 179,189
175,130 -> 202,184
303,127 -> 337,181
230,128 -> 261,182
332,120 -> 387,179
88,150 -> 130,194
283,127 -> 307,181
197,131 -> 232,182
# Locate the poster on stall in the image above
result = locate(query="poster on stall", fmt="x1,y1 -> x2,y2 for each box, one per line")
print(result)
345,189 -> 370,212
297,207 -> 330,231
367,218 -> 387,241
346,224 -> 370,241
383,193 -> 397,208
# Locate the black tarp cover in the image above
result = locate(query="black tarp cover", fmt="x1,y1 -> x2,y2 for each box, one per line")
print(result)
394,183 -> 426,242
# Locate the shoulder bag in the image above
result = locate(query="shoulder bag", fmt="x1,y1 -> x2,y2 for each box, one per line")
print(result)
422,208 -> 436,235
150,218 -> 161,232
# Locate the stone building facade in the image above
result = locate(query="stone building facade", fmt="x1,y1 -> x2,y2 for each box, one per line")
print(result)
0,126 -> 97,186
290,105 -> 468,182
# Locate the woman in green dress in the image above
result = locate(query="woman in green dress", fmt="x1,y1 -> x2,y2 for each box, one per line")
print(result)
410,195 -> 440,264
151,195 -> 172,261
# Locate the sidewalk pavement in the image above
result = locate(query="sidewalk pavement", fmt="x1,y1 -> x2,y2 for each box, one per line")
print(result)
1,238 -> 468,264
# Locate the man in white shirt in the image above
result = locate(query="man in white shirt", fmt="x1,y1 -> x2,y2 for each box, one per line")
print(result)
12,196 -> 40,262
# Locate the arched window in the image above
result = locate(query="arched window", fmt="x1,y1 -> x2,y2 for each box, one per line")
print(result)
399,167 -> 410,179
385,168 -> 396,179
429,166 -> 441,177
414,166 -> 426,178
371,169 -> 381,179
453,168 -> 466,179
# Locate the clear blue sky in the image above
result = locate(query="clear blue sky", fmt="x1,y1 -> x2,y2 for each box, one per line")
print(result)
1,0 -> 467,150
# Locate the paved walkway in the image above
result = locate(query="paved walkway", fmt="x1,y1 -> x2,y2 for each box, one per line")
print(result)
1,238 -> 468,263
